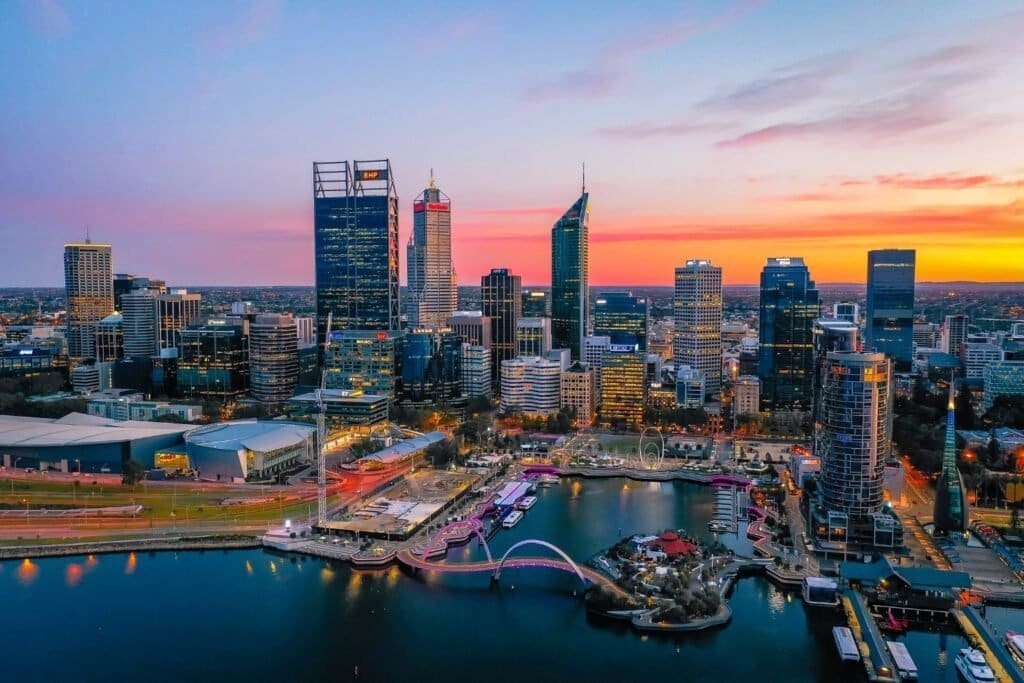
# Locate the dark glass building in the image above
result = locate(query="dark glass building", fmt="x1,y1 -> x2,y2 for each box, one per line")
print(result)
177,319 -> 250,400
313,160 -> 399,343
399,330 -> 463,407
482,268 -> 521,390
593,292 -> 648,351
758,257 -> 820,412
865,249 -> 915,369
551,191 -> 589,359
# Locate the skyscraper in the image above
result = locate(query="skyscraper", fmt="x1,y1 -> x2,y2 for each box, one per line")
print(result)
933,381 -> 969,535
594,292 -> 648,351
674,260 -> 722,398
313,160 -> 399,342
551,188 -> 589,359
865,249 -> 915,368
758,257 -> 820,411
815,351 -> 899,547
943,314 -> 968,357
400,329 -> 463,406
249,313 -> 299,405
121,281 -> 164,359
482,268 -> 521,389
516,317 -> 552,357
406,173 -> 457,328
156,290 -> 201,352
64,241 -> 114,362
599,350 -> 646,429
811,318 -> 859,423
447,311 -> 492,349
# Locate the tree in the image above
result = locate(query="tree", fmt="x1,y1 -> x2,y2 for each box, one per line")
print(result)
466,395 -> 494,414
425,439 -> 458,468
982,396 -> 1024,429
955,383 -> 977,430
122,459 -> 145,486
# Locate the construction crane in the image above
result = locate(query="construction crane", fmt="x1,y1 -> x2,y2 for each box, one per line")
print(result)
315,311 -> 332,527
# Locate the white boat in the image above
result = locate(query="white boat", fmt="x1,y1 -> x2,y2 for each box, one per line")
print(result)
502,510 -> 524,528
536,474 -> 559,487
954,648 -> 995,683
1006,630 -> 1024,661
886,641 -> 918,680
833,626 -> 860,662
517,495 -> 537,510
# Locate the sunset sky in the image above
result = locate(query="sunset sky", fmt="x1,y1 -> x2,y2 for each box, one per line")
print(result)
2,0 -> 1023,286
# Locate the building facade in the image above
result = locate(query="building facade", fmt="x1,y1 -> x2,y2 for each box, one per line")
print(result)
249,313 -> 299,405
406,174 -> 457,328
177,319 -> 251,400
482,269 -> 521,390
551,191 -> 589,359
400,329 -> 463,406
675,367 -> 705,409
447,311 -> 491,349
313,160 -> 400,342
758,257 -> 820,412
943,314 -> 968,357
983,361 -> 1024,410
500,356 -> 561,416
599,350 -> 646,428
94,313 -> 124,363
64,242 -> 114,362
522,289 -> 549,317
865,249 -> 915,368
324,330 -> 402,398
460,344 -> 492,399
674,259 -> 722,398
584,335 -> 611,399
516,317 -> 552,357
594,291 -> 648,351
832,301 -> 860,324
156,290 -> 202,352
732,375 -> 761,422
561,362 -> 595,425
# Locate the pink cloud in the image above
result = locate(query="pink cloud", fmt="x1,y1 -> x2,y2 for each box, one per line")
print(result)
593,121 -> 727,140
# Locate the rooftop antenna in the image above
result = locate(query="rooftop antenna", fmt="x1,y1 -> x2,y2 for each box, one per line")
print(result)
85,224 -> 91,244
581,162 -> 586,194
429,167 -> 436,190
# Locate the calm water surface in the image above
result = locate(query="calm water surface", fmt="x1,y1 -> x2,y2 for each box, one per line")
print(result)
2,478 -> 1016,682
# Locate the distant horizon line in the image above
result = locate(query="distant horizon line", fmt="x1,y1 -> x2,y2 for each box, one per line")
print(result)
7,280 -> 1024,290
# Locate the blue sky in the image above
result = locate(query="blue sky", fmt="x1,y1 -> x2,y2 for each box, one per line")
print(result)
2,0 -> 1023,286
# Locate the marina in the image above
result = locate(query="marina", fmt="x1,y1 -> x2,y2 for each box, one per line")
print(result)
886,641 -> 918,681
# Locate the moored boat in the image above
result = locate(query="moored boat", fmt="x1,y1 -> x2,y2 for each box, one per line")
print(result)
502,510 -> 524,528
833,626 -> 860,662
954,648 -> 995,683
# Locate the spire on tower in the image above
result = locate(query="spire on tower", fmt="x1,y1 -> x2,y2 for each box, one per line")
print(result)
85,224 -> 91,244
429,168 -> 436,190
581,162 -> 586,194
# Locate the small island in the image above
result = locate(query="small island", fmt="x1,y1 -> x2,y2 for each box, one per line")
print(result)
587,530 -> 736,632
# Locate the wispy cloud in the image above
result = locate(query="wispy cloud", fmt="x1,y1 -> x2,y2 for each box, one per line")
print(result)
522,0 -> 762,103
697,53 -> 853,115
593,120 -> 728,140
200,0 -> 281,56
19,0 -> 69,36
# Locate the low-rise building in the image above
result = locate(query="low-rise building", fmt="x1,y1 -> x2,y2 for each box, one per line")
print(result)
184,420 -> 315,482
561,362 -> 595,424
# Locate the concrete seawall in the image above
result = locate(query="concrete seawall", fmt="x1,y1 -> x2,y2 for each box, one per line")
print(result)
0,535 -> 261,560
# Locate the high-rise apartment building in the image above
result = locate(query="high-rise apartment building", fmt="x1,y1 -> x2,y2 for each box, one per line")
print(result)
594,292 -> 648,351
865,249 -> 915,368
551,190 -> 589,359
64,242 -> 114,361
599,350 -> 646,429
814,351 -> 899,547
812,318 -> 859,421
406,173 -> 457,328
758,257 -> 819,411
250,313 -> 299,404
482,269 -> 521,389
313,160 -> 399,342
447,311 -> 492,349
460,344 -> 492,399
516,317 -> 552,357
674,259 -> 722,398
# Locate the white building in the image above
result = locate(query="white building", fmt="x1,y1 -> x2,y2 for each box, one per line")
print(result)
249,313 -> 299,404
673,259 -> 722,398
963,338 -> 1004,379
461,343 -> 492,399
733,375 -> 761,424
584,335 -> 611,398
406,176 -> 457,328
561,362 -> 595,424
500,356 -> 561,416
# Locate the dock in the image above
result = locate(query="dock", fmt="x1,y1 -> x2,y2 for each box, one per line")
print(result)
955,607 -> 1024,683
842,590 -> 898,682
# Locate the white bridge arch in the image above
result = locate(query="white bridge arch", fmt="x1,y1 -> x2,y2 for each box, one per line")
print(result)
493,538 -> 588,586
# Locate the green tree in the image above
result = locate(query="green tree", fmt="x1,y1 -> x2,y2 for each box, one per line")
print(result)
122,459 -> 145,486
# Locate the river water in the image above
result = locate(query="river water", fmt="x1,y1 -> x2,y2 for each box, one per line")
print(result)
2,477 -> 1019,682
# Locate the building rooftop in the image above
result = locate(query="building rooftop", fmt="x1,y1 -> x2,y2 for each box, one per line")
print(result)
840,558 -> 971,590
355,431 -> 445,465
185,420 -> 313,454
0,413 -> 191,447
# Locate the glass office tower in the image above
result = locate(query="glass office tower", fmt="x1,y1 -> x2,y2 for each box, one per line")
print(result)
593,292 -> 648,351
865,249 -> 915,369
551,191 -> 589,359
313,160 -> 399,343
758,257 -> 820,411
482,268 -> 522,390
407,173 -> 457,328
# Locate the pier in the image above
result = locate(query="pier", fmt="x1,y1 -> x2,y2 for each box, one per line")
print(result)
843,589 -> 898,682
956,607 -> 1024,683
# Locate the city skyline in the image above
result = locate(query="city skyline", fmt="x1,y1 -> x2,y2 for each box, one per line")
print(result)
3,2 -> 1023,287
